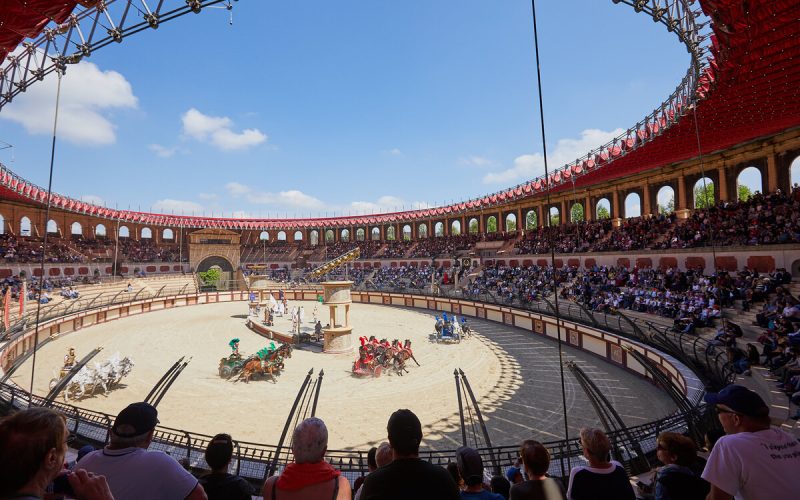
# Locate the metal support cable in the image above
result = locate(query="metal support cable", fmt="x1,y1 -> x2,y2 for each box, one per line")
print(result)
530,0 -> 571,446
27,69 -> 63,401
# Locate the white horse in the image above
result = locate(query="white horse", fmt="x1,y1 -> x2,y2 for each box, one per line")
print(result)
50,353 -> 134,402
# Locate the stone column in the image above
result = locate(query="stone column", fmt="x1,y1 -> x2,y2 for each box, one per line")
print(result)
585,195 -> 592,221
718,166 -> 729,202
768,153 -> 779,193
612,190 -> 620,218
676,174 -> 690,219
642,183 -> 652,217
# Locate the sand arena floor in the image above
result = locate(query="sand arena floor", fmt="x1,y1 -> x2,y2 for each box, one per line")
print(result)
11,301 -> 675,450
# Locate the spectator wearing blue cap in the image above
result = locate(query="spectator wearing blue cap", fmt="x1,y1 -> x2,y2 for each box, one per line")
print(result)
701,384 -> 800,499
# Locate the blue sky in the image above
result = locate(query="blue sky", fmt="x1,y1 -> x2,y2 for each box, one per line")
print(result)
0,0 -> 700,218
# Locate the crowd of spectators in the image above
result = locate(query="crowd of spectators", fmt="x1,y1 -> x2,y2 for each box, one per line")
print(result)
0,234 -> 84,263
368,264 -> 440,291
5,390 -> 797,500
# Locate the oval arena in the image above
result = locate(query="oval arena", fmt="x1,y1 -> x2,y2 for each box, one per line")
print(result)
1,0 -> 800,498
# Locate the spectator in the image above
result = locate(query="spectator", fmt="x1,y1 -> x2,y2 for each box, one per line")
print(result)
506,465 -> 523,485
0,407 -> 113,500
653,432 -> 708,500
360,409 -> 459,499
456,446 -> 504,499
262,417 -> 350,499
702,384 -> 800,499
353,445 -> 379,500
510,440 -> 564,500
490,475 -> 511,499
355,442 -> 393,500
198,433 -> 253,500
78,402 -> 206,500
566,428 -> 635,500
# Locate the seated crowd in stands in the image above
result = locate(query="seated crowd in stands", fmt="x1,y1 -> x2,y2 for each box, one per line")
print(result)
3,384 -> 799,500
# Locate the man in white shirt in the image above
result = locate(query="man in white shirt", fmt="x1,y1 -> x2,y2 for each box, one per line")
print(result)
702,384 -> 800,500
78,402 -> 207,500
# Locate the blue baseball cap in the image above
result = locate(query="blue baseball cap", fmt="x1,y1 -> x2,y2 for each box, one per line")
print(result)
704,384 -> 769,418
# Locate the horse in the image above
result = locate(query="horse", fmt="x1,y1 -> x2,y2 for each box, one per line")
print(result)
238,348 -> 285,383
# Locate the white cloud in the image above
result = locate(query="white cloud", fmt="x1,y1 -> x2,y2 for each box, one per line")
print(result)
348,196 -> 430,213
0,55 -> 137,146
181,108 -> 266,151
383,148 -> 403,156
198,192 -> 219,201
148,144 -> 180,158
225,182 -> 324,210
483,128 -> 625,184
80,194 -> 105,206
459,155 -> 495,167
152,199 -> 203,215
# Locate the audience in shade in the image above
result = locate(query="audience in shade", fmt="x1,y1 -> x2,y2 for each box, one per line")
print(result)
653,432 -> 708,500
456,446 -> 504,500
77,402 -> 207,500
198,433 -> 253,500
702,384 -> 800,499
360,409 -> 459,499
566,428 -> 635,500
510,440 -> 564,500
261,417 -> 350,499
0,407 -> 114,500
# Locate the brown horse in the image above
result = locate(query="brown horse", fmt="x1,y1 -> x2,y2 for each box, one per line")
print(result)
238,350 -> 281,383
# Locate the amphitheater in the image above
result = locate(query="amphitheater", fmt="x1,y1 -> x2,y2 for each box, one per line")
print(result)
1,0 -> 799,495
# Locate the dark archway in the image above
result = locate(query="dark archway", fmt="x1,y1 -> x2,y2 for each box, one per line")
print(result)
196,255 -> 234,274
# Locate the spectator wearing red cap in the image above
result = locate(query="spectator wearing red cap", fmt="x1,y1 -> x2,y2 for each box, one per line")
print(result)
77,402 -> 207,500
702,384 -> 800,500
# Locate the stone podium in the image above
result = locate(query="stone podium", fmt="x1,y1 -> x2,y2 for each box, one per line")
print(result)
321,281 -> 354,354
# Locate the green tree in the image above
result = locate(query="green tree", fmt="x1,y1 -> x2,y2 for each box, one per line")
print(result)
658,195 -> 675,215
199,268 -> 221,286
597,205 -> 610,220
571,204 -> 584,222
486,217 -> 497,233
737,184 -> 753,202
694,182 -> 715,208
549,213 -> 560,226
469,219 -> 479,234
505,217 -> 517,232
525,211 -> 537,229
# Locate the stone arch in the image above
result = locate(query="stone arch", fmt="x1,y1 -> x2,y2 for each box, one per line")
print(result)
294,231 -> 303,241
736,166 -> 762,201
119,225 -> 130,238
163,228 -> 174,240
341,229 -> 350,242
693,177 -> 715,208
386,226 -> 396,241
356,228 -> 365,241
325,229 -> 334,243
656,186 -> 675,215
451,220 -> 461,236
791,155 -> 800,187
434,222 -> 444,237
486,216 -> 497,233
371,227 -> 380,241
402,224 -> 412,240
46,219 -> 58,234
259,231 -> 269,241
0,213 -> 4,234
70,221 -> 83,236
196,255 -> 234,274
624,192 -> 641,218
277,231 -> 287,241
141,227 -> 153,239
524,210 -> 537,229
468,218 -> 479,234
548,206 -> 560,226
310,230 -> 319,246
95,224 -> 107,237
20,216 -> 31,236
417,224 -> 428,239
505,213 -> 517,231
596,198 -> 611,219
792,258 -> 800,279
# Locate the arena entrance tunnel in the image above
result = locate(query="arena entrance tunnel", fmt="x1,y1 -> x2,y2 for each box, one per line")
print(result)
196,256 -> 235,291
